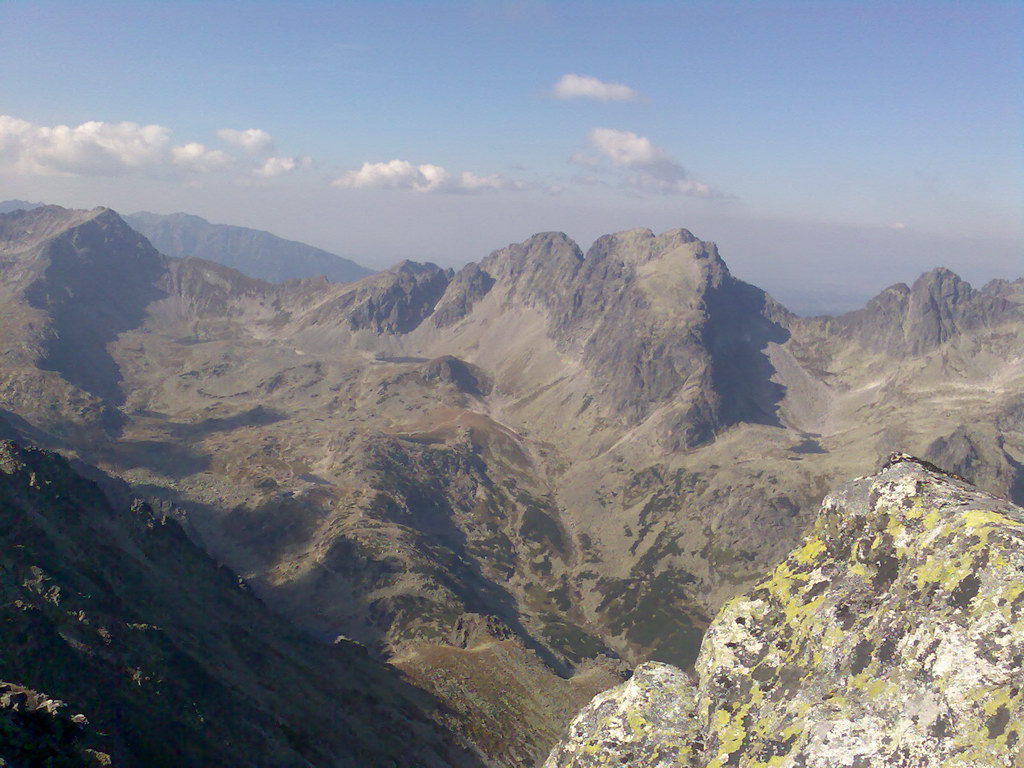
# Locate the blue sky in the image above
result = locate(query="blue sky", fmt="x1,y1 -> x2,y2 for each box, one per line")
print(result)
1,0 -> 1020,313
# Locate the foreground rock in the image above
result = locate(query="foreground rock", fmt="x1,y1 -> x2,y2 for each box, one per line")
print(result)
542,662 -> 702,767
546,457 -> 1024,767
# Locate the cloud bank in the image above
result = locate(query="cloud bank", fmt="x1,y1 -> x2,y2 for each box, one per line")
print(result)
217,128 -> 275,154
551,74 -> 638,102
0,115 -> 176,176
333,159 -> 524,194
575,127 -> 715,196
0,115 -> 308,183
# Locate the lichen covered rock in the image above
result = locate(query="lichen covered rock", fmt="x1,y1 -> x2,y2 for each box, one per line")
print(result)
543,662 -> 702,768
547,458 -> 1024,767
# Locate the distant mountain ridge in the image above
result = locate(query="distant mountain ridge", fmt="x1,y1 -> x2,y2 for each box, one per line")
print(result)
125,210 -> 373,284
0,199 -> 44,215
0,200 -> 374,284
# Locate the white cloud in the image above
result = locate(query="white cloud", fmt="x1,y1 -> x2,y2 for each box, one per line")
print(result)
0,115 -> 248,178
551,74 -> 638,102
171,142 -> 234,173
569,151 -> 599,168
0,115 -> 172,176
0,115 -> 314,183
217,128 -> 275,154
333,159 -> 524,194
890,222 -> 907,231
574,127 -> 716,197
588,127 -> 663,166
254,155 -> 312,178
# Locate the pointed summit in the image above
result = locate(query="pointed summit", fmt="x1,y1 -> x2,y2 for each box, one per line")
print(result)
835,266 -> 1018,355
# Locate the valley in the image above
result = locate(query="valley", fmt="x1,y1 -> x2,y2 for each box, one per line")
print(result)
0,204 -> 1021,765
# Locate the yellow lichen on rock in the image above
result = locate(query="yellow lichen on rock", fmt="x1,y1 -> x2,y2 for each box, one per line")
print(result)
546,458 -> 1024,768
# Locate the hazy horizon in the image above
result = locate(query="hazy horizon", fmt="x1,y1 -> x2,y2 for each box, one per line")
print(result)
1,0 -> 1020,314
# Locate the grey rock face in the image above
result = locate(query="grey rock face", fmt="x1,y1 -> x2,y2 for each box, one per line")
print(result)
344,261 -> 453,334
833,267 -> 1019,356
433,262 -> 496,328
125,210 -> 372,284
480,227 -> 792,447
925,424 -> 1024,504
481,231 -> 584,310
0,206 -> 168,406
982,278 -> 1024,303
547,459 -> 1024,767
420,355 -> 491,396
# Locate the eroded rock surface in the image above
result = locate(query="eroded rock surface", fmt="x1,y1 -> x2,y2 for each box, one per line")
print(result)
542,662 -> 702,768
547,458 -> 1024,767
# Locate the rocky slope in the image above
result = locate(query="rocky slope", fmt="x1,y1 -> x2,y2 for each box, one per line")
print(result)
0,204 -> 1020,765
125,210 -> 372,284
0,682 -> 112,767
544,456 -> 1024,767
0,439 -> 481,767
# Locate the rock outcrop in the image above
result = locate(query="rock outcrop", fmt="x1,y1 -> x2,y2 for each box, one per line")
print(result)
542,662 -> 702,767
546,457 -> 1024,767
0,682 -> 111,767
336,260 -> 453,334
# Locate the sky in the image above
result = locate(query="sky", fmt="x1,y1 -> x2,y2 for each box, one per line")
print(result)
0,0 -> 1020,314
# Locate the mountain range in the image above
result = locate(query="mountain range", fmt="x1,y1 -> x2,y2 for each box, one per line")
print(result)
0,201 -> 373,285
0,203 -> 1020,765
123,211 -> 373,284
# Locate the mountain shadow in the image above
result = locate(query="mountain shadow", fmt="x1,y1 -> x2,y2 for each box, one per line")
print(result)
24,209 -> 168,407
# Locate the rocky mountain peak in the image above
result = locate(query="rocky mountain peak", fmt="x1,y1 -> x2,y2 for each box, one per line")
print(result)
0,205 -> 109,256
474,231 -> 583,314
833,266 -> 1019,356
2,206 -> 167,405
432,262 -> 496,328
982,277 -> 1024,303
587,226 -> 706,267
343,260 -> 453,334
